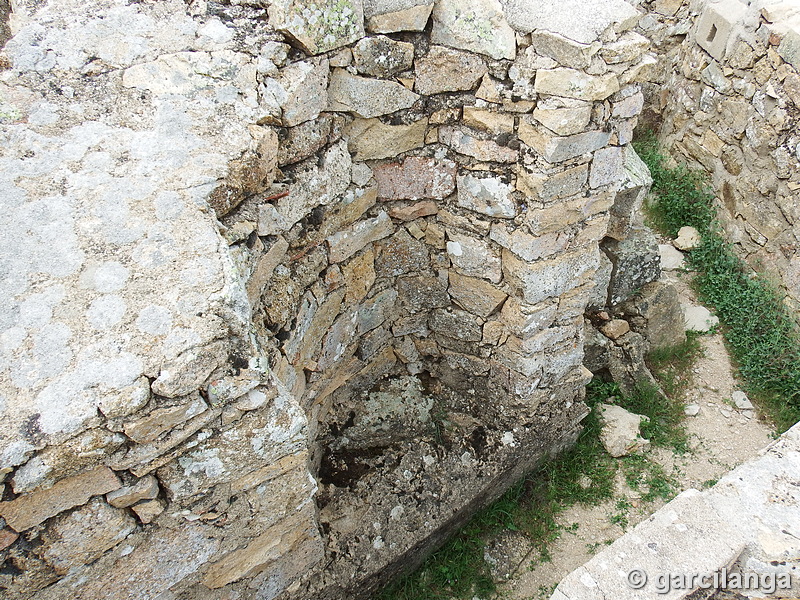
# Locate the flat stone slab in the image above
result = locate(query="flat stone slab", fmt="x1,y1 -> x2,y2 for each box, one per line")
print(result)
681,304 -> 719,332
659,244 -> 686,270
553,423 -> 800,600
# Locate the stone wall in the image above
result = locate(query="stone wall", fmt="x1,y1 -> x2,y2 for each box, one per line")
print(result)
637,0 -> 800,308
0,0 -> 651,598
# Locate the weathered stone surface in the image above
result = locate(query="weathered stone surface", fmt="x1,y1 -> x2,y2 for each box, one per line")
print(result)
659,244 -> 685,270
398,276 -> 450,312
131,498 -> 166,524
415,46 -> 488,95
106,475 -> 160,508
607,145 -> 651,241
516,162 -> 588,201
519,121 -> 610,163
11,429 -> 126,495
431,0 -> 516,60
353,35 -> 415,77
203,507 -> 321,589
358,289 -> 398,333
0,529 -> 17,551
446,231 -> 502,283
0,467 -> 121,532
530,30 -> 598,69
247,236 -> 290,305
157,399 -> 308,501
535,69 -> 620,101
273,140 -> 352,230
600,31 -> 650,64
374,156 -> 456,200
41,499 -> 136,575
490,223 -> 569,262
622,281 -> 686,350
363,0 -> 433,33
327,211 -> 394,263
448,272 -> 507,317
500,0 -> 641,43
589,146 -> 625,189
345,117 -> 428,160
456,173 -> 517,218
268,0 -> 365,55
375,229 -> 429,276
328,68 -> 419,117
38,524 -> 221,600
284,290 -> 345,367
611,90 -> 644,118
264,57 -> 330,127
500,298 -> 557,339
531,105 -> 591,136
597,403 -> 649,457
389,200 -> 439,221
342,248 -> 376,302
209,128 -> 280,218
462,107 -> 515,134
605,227 -> 661,306
123,395 -> 207,443
503,247 -> 598,305
429,308 -> 483,341
439,126 -> 518,163
526,193 -> 613,235
277,113 -> 344,166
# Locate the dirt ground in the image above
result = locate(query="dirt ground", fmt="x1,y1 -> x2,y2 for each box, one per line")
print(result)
491,272 -> 776,600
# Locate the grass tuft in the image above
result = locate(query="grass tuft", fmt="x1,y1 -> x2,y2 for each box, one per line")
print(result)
634,132 -> 800,431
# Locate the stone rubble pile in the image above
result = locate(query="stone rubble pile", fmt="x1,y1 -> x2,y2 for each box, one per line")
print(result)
0,0 -> 656,598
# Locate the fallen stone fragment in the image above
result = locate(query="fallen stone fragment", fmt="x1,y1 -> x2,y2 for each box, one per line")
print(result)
673,225 -> 701,250
0,466 -> 121,532
684,403 -> 701,416
659,243 -> 685,270
682,304 -> 719,332
600,319 -> 630,340
597,403 -> 650,457
732,391 -> 754,410
106,475 -> 161,508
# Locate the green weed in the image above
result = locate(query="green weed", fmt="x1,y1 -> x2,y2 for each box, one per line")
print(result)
634,133 -> 800,431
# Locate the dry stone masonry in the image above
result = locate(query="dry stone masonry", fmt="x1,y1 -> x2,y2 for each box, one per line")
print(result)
635,0 -> 800,309
0,0 -> 653,598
